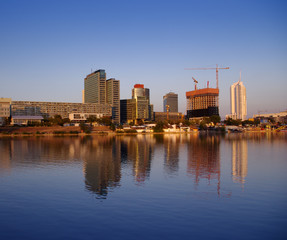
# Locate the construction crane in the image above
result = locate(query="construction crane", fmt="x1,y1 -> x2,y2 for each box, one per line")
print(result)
185,64 -> 229,89
192,77 -> 198,90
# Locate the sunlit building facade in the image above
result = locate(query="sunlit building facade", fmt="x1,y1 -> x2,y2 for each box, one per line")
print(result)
163,92 -> 178,113
230,74 -> 247,120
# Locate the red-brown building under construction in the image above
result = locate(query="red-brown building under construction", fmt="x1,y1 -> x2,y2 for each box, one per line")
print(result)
186,87 -> 219,119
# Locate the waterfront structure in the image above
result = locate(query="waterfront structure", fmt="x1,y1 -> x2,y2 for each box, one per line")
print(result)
253,110 -> 287,124
84,70 -> 120,123
132,84 -> 150,120
106,78 -> 120,123
186,85 -> 219,119
230,73 -> 247,120
121,84 -> 153,123
69,113 -> 103,122
11,116 -> 43,126
120,99 -> 137,124
163,92 -> 178,112
154,112 -> 183,122
0,98 -> 11,125
11,101 -> 112,119
84,69 -> 106,104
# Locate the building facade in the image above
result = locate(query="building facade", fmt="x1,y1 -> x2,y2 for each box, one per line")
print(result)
84,70 -> 120,123
106,78 -> 120,124
0,98 -> 12,125
120,84 -> 153,123
186,88 -> 219,119
120,99 -> 136,123
154,112 -> 183,122
11,101 -> 112,119
163,92 -> 178,112
230,74 -> 247,120
84,69 -> 107,104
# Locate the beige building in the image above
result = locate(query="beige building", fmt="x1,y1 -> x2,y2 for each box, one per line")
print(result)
11,101 -> 112,119
230,73 -> 247,120
0,98 -> 11,125
84,69 -> 107,104
154,112 -> 183,122
11,116 -> 44,126
121,84 -> 152,124
106,78 -> 120,123
84,70 -> 120,123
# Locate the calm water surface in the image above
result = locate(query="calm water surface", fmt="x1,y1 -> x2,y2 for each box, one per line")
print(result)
0,133 -> 286,240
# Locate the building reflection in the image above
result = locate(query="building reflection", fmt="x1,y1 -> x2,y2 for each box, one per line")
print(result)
120,135 -> 155,183
230,137 -> 248,185
0,136 -> 123,199
163,134 -> 180,176
0,139 -> 12,172
81,136 -> 121,198
187,134 -> 221,194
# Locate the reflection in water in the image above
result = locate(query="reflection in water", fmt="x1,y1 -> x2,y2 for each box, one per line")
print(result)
1,133 -> 285,199
120,135 -> 155,183
232,139 -> 248,184
82,136 -> 121,198
187,134 -> 221,194
163,134 -> 180,176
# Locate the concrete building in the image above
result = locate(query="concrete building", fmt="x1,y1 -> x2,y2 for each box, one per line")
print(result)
120,99 -> 137,124
84,69 -> 107,104
230,73 -> 247,120
11,116 -> 43,126
11,101 -> 112,119
186,87 -> 219,119
0,98 -> 12,125
106,78 -> 120,124
163,92 -> 178,112
154,112 -> 183,122
253,110 -> 287,124
84,70 -> 120,123
120,84 -> 153,124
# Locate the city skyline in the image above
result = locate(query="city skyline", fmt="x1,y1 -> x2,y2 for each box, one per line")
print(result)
0,0 -> 286,118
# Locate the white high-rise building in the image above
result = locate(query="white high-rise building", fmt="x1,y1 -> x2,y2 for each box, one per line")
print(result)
230,73 -> 247,120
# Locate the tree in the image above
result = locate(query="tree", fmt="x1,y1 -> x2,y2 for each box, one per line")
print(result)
210,115 -> 221,124
224,118 -> 242,126
87,115 -> 98,123
153,121 -> 164,132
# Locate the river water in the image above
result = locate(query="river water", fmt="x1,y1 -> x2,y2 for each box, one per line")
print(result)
0,133 -> 286,240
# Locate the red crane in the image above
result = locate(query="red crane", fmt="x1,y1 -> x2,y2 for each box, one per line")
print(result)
192,77 -> 198,90
185,64 -> 229,89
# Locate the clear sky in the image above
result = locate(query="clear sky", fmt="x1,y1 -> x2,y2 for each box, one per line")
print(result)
1,0 -> 286,118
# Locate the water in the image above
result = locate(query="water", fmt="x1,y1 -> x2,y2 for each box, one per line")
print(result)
0,133 -> 286,240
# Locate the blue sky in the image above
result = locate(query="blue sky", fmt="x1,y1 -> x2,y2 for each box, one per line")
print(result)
0,0 -> 286,118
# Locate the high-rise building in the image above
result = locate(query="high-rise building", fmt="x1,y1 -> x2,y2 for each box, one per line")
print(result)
84,70 -> 120,123
163,92 -> 178,112
106,78 -> 120,123
186,85 -> 219,119
120,84 -> 153,123
230,73 -> 247,120
84,69 -> 106,104
132,84 -> 150,121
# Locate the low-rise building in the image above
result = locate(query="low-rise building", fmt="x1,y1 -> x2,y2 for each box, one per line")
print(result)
11,101 -> 112,119
69,113 -> 103,122
154,112 -> 183,122
0,98 -> 11,125
11,116 -> 43,126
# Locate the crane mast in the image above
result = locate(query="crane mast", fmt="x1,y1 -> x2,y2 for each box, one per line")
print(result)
185,64 -> 229,89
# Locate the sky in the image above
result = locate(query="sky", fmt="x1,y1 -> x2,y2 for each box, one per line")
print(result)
0,0 -> 286,118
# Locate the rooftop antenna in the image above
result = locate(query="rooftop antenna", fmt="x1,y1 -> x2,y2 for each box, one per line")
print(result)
239,70 -> 242,82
